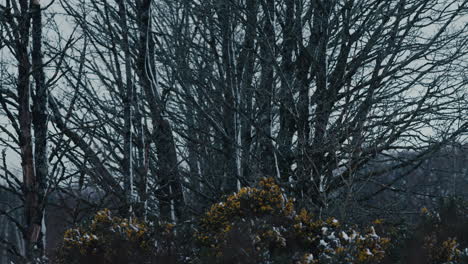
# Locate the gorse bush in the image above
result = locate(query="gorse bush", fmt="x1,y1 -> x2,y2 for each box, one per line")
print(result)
55,208 -> 176,264
403,199 -> 468,264
293,210 -> 390,264
196,178 -> 294,246
56,178 -> 395,264
195,178 -> 390,264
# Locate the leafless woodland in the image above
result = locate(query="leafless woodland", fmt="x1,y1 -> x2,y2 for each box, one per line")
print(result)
0,0 -> 467,262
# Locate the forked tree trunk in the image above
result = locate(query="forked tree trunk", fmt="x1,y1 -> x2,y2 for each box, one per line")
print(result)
16,0 -> 47,261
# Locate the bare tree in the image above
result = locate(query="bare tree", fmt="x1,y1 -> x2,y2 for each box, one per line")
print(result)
159,0 -> 468,213
0,0 -> 50,261
2,2 -> 466,260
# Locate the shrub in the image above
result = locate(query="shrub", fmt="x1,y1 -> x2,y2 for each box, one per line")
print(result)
403,199 -> 468,264
55,178 -> 393,264
195,178 -> 390,264
55,209 -> 176,264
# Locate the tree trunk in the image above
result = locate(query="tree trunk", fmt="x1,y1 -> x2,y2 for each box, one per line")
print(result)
31,0 -> 48,258
117,0 -> 135,217
136,0 -> 183,221
16,0 -> 43,261
134,88 -> 148,219
277,0 -> 296,183
257,0 -> 275,177
309,1 -> 333,207
239,0 -> 257,184
218,0 -> 238,194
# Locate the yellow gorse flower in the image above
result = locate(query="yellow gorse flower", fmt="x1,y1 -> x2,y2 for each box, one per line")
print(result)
62,209 -> 150,256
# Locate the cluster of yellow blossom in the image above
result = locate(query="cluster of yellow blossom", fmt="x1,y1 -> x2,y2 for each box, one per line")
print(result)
61,208 -> 151,261
63,228 -> 99,255
295,214 -> 389,264
293,208 -> 340,238
198,177 -> 294,246
353,227 -> 391,263
197,178 -> 390,263
424,235 -> 462,263
417,204 -> 467,263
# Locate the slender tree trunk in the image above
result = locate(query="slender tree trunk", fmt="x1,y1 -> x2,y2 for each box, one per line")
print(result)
117,0 -> 135,217
16,0 -> 47,262
239,0 -> 257,184
177,49 -> 203,209
134,88 -> 148,219
31,0 -> 48,258
277,0 -> 296,183
309,1 -> 333,206
218,0 -> 238,194
136,0 -> 183,221
16,0 -> 41,261
257,0 -> 275,177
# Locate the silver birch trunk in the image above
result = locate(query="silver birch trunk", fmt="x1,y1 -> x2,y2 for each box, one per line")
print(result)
117,0 -> 135,217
